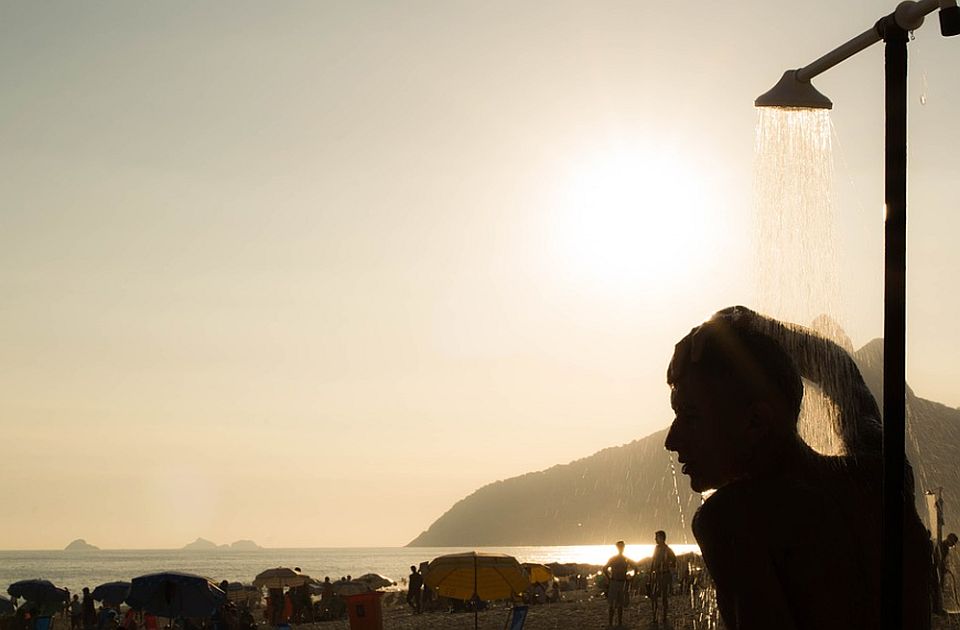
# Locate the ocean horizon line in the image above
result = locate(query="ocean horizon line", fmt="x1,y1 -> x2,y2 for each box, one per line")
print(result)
1,543 -> 642,553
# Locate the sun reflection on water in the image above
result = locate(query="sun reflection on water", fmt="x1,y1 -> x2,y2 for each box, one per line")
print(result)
491,543 -> 702,568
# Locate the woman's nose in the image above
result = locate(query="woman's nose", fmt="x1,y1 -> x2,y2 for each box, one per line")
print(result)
664,418 -> 682,451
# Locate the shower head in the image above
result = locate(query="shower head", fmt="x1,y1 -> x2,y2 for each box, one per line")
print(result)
755,70 -> 833,110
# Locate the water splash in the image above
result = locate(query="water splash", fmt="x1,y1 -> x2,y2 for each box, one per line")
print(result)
668,453 -> 690,544
754,107 -> 846,456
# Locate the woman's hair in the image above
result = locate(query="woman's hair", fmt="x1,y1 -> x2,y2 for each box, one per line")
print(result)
668,313 -> 803,422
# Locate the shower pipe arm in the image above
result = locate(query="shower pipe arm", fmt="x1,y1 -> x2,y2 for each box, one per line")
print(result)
795,0 -> 942,83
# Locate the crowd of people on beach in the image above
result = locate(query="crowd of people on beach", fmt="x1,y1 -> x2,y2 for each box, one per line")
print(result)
7,590 -> 164,630
3,546 -> 709,630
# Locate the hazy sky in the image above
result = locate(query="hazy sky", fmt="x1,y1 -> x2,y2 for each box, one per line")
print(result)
2,1 -> 958,549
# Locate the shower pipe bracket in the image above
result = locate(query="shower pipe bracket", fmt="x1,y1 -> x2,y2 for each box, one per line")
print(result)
792,0 -> 942,84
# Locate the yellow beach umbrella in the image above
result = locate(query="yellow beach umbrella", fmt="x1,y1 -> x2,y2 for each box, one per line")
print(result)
521,563 -> 554,584
423,552 -> 529,629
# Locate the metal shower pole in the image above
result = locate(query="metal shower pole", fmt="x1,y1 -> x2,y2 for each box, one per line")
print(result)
881,16 -> 909,629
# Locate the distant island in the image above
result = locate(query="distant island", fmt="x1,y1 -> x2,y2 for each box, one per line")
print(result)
181,538 -> 262,550
182,538 -> 219,550
64,539 -> 100,551
229,539 -> 262,550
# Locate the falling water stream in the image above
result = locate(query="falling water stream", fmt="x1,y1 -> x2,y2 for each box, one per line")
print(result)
667,454 -> 689,543
754,107 -> 848,456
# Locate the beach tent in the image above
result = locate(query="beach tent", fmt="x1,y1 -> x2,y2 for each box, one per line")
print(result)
92,582 -> 131,607
252,567 -> 311,589
423,552 -> 529,630
126,572 -> 225,618
7,580 -> 69,607
521,563 -> 554,584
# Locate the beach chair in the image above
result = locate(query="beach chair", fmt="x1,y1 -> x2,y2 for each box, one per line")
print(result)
502,605 -> 528,630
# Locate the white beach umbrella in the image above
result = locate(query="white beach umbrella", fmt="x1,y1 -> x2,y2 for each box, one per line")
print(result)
332,581 -> 370,597
252,567 -> 311,589
353,574 -> 395,590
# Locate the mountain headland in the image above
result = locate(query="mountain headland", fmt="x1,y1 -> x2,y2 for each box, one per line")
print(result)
408,339 -> 959,546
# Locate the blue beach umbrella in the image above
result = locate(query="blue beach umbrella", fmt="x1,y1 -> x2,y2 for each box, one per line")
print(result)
91,582 -> 131,606
7,580 -> 69,606
126,572 -> 225,619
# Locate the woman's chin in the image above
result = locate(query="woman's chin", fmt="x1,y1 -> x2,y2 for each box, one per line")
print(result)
689,475 -> 715,494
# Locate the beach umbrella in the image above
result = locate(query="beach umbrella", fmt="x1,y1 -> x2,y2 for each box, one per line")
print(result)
423,552 -> 529,630
353,574 -> 394,590
0,595 -> 14,615
252,567 -> 310,589
126,572 -> 225,618
225,584 -> 259,607
332,581 -> 370,597
521,563 -> 554,584
92,582 -> 131,606
7,580 -> 69,606
222,583 -> 252,606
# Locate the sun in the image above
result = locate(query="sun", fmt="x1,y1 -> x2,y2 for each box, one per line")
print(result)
550,147 -> 714,293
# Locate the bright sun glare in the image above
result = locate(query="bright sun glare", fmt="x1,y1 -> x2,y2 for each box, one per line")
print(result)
553,148 -> 713,292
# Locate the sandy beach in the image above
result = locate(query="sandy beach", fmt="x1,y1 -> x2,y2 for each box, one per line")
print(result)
297,587 -> 960,630
297,586 -> 715,629
296,590 -> 960,630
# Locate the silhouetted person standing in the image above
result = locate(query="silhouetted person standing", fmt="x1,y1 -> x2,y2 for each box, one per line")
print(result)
418,561 -> 433,611
649,530 -> 677,626
603,540 -> 635,628
81,588 -> 96,630
406,565 -> 422,614
939,533 -> 960,614
665,306 -> 931,630
69,594 -> 82,630
938,533 -> 959,578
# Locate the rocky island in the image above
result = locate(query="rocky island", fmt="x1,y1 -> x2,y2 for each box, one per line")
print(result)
64,539 -> 100,551
181,538 -> 263,550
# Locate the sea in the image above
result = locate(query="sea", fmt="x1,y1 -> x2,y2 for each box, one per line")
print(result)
0,545 -> 701,594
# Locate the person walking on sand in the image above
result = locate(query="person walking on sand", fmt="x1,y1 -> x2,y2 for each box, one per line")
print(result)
406,565 -> 423,614
603,540 -> 636,628
665,306 -> 932,629
69,594 -> 82,630
649,530 -> 677,626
